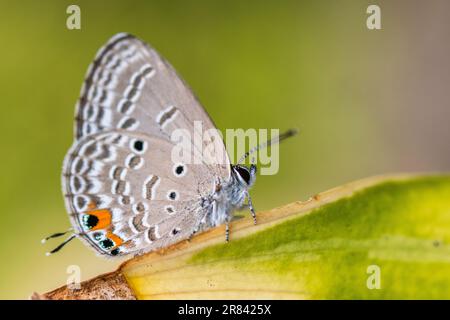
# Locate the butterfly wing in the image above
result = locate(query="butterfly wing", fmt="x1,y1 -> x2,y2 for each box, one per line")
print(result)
62,130 -> 212,256
63,33 -> 234,256
74,33 -> 230,188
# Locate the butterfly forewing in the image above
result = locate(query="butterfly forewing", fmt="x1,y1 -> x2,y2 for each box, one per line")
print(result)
75,33 -> 230,184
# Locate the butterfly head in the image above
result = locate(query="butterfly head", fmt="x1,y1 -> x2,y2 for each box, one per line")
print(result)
232,164 -> 257,187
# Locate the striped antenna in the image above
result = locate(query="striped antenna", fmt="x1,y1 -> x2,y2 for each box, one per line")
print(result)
41,228 -> 73,244
238,128 -> 298,164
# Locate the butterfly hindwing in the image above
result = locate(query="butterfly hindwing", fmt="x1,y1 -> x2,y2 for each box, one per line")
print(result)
62,130 -> 210,256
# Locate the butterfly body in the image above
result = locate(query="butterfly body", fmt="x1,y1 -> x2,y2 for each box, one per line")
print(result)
197,164 -> 256,231
46,33 -> 296,258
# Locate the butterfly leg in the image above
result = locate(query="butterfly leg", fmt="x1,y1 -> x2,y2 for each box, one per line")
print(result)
225,222 -> 230,242
246,191 -> 257,225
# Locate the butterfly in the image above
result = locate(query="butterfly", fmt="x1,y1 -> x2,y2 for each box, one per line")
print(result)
43,33 -> 296,257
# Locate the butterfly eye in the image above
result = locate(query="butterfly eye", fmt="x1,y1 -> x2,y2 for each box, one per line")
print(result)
234,166 -> 251,185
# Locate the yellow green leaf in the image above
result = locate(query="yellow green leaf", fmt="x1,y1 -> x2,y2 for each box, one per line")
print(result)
120,174 -> 450,299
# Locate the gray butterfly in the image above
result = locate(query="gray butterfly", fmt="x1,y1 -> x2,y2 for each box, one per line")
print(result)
44,33 -> 296,257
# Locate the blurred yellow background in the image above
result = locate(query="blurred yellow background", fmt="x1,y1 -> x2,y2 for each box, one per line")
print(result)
0,0 -> 449,299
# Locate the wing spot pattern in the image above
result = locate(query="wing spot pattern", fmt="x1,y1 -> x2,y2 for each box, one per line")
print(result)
145,226 -> 159,243
118,117 -> 139,130
117,64 -> 155,115
156,105 -> 178,128
165,205 -> 176,215
125,154 -> 144,170
130,215 -> 147,233
143,175 -> 160,200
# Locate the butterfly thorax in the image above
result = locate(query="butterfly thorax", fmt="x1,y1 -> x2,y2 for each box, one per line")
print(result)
203,164 -> 256,228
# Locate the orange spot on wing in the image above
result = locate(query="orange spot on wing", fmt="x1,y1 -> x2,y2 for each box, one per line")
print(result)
85,202 -> 123,249
106,231 -> 123,248
85,202 -> 112,230
91,209 -> 112,230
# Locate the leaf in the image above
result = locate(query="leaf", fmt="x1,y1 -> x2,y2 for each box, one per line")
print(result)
41,174 -> 450,299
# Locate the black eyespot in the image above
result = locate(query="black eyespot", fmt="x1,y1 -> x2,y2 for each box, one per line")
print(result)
133,140 -> 144,152
171,228 -> 180,235
100,239 -> 114,250
169,191 -> 177,200
83,214 -> 99,229
110,248 -> 120,256
234,166 -> 251,185
175,165 -> 184,175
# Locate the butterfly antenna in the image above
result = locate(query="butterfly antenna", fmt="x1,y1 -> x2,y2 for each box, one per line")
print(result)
45,234 -> 77,256
238,128 -> 299,164
41,228 -> 73,244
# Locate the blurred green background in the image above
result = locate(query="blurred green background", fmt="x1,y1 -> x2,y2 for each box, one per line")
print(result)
0,0 -> 449,299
